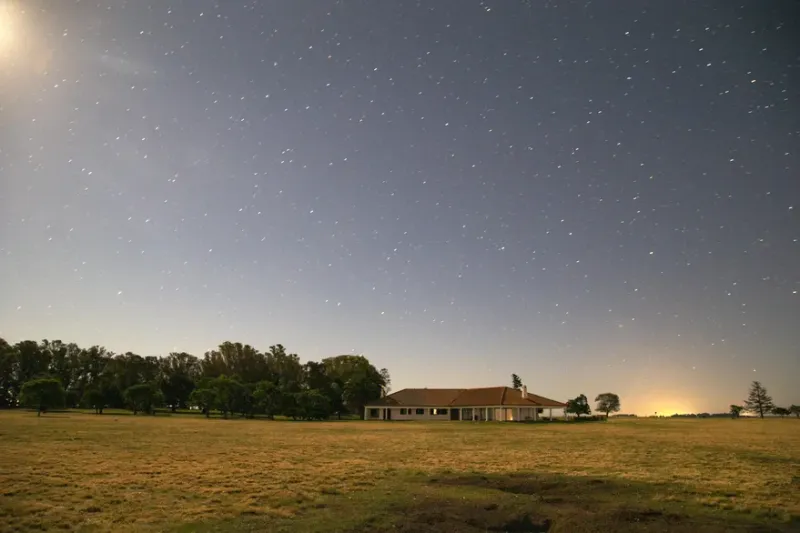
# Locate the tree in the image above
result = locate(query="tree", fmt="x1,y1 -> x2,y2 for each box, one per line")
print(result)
19,378 -> 65,416
790,405 -> 800,419
252,381 -> 281,419
323,355 -> 386,418
189,388 -> 216,417
343,371 -> 383,418
511,374 -> 522,390
595,393 -> 621,418
124,383 -> 163,415
83,387 -> 107,414
744,381 -> 774,419
729,404 -> 744,419
379,368 -> 391,396
772,407 -> 790,418
208,375 -> 244,419
566,394 -> 591,418
0,338 -> 17,408
296,389 -> 332,420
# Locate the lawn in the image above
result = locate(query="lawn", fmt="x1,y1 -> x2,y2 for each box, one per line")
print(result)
0,411 -> 798,532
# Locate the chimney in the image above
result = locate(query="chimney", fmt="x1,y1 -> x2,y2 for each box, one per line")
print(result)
521,385 -> 527,398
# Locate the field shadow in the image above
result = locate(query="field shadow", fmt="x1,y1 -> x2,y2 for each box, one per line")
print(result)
334,472 -> 797,533
178,471 -> 799,533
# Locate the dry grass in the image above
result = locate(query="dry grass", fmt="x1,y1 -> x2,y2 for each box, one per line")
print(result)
0,411 -> 798,532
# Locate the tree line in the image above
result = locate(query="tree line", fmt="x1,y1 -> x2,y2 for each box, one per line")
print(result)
0,338 -> 390,419
730,381 -> 799,419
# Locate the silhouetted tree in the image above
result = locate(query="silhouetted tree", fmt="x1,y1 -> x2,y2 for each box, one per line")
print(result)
790,405 -> 800,419
296,389 -> 332,420
189,388 -> 216,418
511,374 -> 522,390
772,407 -> 790,418
566,394 -> 591,418
0,338 -> 17,408
252,381 -> 281,419
729,404 -> 744,419
207,375 -> 244,419
124,383 -> 163,415
744,381 -> 774,419
595,393 -> 621,418
19,378 -> 65,416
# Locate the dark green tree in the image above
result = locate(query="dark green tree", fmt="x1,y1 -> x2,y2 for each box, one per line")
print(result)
124,383 -> 163,415
14,340 -> 51,399
566,394 -> 591,418
189,388 -> 216,418
343,371 -> 383,418
595,393 -> 621,418
19,378 -> 65,416
83,387 -> 108,414
772,406 -> 790,418
729,404 -> 744,419
159,354 -> 198,412
208,375 -> 244,419
252,381 -> 281,419
511,374 -> 522,390
296,389 -> 332,420
0,338 -> 17,408
744,381 -> 774,419
790,405 -> 800,419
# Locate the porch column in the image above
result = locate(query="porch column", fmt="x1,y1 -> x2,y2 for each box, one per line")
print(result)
364,406 -> 368,420
549,408 -> 552,420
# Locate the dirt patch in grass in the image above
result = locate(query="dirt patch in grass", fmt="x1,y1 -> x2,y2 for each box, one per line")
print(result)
1,411 -> 798,532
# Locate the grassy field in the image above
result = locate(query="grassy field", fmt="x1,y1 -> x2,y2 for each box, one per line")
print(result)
1,411 -> 798,532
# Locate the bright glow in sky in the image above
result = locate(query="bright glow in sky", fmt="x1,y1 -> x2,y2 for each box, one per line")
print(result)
1,1 -> 798,415
0,2 -> 18,56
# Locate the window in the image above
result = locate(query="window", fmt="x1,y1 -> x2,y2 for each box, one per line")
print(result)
430,408 -> 448,415
369,408 -> 379,418
416,408 -> 425,415
400,408 -> 408,415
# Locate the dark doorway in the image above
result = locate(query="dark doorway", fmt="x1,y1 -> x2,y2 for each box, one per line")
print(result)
386,408 -> 392,420
450,408 -> 460,420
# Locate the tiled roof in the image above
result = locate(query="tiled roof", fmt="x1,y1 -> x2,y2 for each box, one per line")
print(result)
367,387 -> 565,408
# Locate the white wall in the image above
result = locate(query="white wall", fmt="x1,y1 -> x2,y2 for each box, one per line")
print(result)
390,407 -> 451,420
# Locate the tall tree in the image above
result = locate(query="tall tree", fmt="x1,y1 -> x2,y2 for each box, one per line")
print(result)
71,345 -> 111,403
124,383 -> 163,415
772,407 -> 790,418
323,354 -> 387,417
0,338 -> 17,408
296,389 -> 332,420
566,394 -> 591,418
511,374 -> 522,390
595,393 -> 621,418
729,404 -> 744,419
208,375 -> 244,419
343,371 -> 383,418
744,381 -> 774,419
379,368 -> 391,396
14,340 -> 51,397
42,340 -> 80,391
189,388 -> 216,417
160,352 -> 200,411
790,405 -> 800,419
252,381 -> 281,419
19,378 -> 66,416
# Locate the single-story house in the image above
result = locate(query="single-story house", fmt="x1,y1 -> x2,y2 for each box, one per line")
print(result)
364,385 -> 566,421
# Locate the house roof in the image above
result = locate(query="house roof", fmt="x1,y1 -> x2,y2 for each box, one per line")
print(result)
367,387 -> 566,408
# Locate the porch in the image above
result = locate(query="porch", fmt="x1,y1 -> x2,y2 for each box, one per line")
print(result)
365,405 -> 566,421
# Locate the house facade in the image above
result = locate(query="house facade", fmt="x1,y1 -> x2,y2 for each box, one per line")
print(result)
364,385 -> 566,421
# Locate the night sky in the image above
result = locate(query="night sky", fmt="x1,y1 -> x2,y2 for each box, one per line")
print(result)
1,0 -> 798,415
